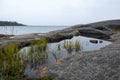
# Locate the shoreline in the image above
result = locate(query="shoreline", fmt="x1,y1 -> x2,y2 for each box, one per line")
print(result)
0,24 -> 114,49
0,20 -> 120,79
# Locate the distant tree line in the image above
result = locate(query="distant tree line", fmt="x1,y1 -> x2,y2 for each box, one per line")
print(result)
0,21 -> 25,26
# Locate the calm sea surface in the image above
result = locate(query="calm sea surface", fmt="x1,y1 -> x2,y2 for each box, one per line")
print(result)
0,26 -> 68,35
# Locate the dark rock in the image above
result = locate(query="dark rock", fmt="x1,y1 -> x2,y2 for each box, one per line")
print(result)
89,40 -> 103,44
89,40 -> 98,44
78,27 -> 112,39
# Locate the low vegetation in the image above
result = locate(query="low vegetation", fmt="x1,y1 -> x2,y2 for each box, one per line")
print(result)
64,40 -> 81,53
0,38 -> 49,79
0,37 -> 81,80
0,42 -> 26,80
64,41 -> 74,54
28,38 -> 48,69
74,40 -> 81,52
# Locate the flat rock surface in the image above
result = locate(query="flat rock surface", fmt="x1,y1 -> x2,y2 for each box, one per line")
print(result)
45,33 -> 120,80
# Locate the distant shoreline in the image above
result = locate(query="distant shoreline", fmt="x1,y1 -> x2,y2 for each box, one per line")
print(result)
0,21 -> 26,26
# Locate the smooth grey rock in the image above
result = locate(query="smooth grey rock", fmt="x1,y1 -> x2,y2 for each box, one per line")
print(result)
45,33 -> 120,80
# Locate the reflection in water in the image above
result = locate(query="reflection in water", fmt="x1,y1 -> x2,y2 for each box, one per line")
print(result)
20,36 -> 111,78
46,36 -> 111,64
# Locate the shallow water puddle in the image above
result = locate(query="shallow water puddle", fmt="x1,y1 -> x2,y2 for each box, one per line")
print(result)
20,36 -> 111,78
46,36 -> 111,64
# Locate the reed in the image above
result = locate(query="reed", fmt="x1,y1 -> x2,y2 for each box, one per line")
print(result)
64,41 -> 74,54
28,38 -> 48,68
74,40 -> 81,52
64,40 -> 81,53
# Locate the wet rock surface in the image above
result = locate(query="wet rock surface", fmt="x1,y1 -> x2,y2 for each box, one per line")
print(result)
45,33 -> 120,80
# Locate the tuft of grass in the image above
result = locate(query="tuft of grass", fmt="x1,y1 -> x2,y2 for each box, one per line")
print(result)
74,40 -> 81,52
30,38 -> 48,51
0,42 -> 26,80
64,41 -> 74,54
28,38 -> 48,68
63,40 -> 81,53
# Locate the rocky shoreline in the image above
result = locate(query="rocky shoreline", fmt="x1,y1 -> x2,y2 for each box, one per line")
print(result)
0,20 -> 120,80
0,23 -> 115,49
45,33 -> 120,80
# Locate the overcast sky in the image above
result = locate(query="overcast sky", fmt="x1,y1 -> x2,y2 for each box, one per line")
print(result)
0,0 -> 120,25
